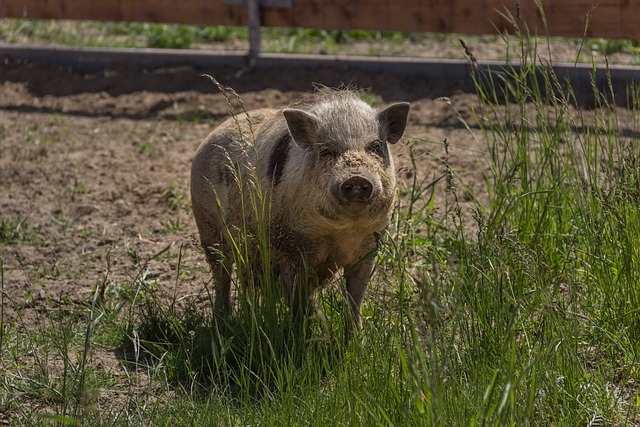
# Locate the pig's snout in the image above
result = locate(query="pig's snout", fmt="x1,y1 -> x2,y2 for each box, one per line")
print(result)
340,175 -> 374,202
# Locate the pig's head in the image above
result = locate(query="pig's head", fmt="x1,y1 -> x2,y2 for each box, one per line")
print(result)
283,94 -> 410,223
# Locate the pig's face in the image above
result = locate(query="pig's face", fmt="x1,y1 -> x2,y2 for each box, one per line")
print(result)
321,138 -> 392,217
283,98 -> 410,221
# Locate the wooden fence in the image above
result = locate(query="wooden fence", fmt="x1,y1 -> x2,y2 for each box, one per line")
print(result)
2,0 -> 639,40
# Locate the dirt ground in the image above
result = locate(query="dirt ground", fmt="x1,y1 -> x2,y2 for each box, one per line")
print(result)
0,58 -> 493,328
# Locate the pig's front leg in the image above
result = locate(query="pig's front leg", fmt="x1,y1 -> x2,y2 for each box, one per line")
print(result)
344,256 -> 375,332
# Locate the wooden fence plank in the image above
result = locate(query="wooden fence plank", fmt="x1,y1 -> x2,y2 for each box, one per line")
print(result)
2,0 -> 639,39
3,0 -> 246,25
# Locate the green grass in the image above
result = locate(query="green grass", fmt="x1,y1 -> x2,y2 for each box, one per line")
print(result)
0,216 -> 40,244
0,19 -> 416,51
2,23 -> 640,427
3,18 -> 640,63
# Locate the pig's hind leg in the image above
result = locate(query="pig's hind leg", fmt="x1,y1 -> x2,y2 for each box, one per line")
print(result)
195,213 -> 233,315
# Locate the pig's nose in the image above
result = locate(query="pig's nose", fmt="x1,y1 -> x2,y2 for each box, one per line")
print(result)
341,176 -> 373,202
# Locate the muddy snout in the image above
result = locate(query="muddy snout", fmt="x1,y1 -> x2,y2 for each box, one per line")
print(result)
331,173 -> 382,213
340,175 -> 374,202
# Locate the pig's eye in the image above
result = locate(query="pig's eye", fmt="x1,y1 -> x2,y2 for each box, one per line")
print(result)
318,147 -> 335,159
367,140 -> 385,158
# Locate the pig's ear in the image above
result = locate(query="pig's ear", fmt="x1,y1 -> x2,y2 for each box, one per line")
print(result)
377,102 -> 410,144
283,108 -> 319,148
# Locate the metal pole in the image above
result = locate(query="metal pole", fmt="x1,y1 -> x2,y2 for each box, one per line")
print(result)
247,0 -> 261,67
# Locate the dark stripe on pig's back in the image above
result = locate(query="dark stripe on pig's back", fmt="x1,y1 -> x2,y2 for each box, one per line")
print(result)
267,132 -> 291,186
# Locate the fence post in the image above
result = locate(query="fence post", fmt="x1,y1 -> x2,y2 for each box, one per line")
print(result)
247,0 -> 261,67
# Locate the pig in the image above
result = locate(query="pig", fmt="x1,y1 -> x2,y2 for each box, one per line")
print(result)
190,87 -> 410,330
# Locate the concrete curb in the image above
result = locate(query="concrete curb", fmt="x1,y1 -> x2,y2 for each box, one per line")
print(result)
2,43 -> 640,88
